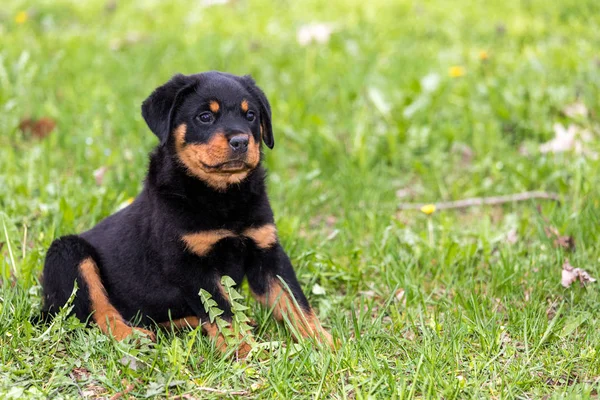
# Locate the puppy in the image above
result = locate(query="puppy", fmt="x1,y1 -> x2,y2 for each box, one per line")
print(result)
41,72 -> 332,356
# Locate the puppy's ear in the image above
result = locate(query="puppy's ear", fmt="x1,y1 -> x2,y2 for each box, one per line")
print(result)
141,74 -> 196,144
238,75 -> 274,149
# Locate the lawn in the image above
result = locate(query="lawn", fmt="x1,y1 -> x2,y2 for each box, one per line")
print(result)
1,0 -> 600,398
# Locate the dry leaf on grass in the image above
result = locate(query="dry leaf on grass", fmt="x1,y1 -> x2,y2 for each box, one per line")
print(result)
69,367 -> 91,381
562,102 -> 588,119
395,289 -> 406,306
539,123 -> 595,158
110,379 -> 138,400
544,226 -> 575,251
561,259 -> 596,288
505,229 -> 519,245
93,166 -> 108,186
537,206 -> 575,251
18,117 -> 56,138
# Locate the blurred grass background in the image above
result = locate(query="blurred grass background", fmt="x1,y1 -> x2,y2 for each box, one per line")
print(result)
1,0 -> 600,398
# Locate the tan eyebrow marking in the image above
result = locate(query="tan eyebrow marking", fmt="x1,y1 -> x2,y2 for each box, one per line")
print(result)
209,101 -> 220,113
182,229 -> 236,256
243,224 -> 277,249
241,99 -> 249,112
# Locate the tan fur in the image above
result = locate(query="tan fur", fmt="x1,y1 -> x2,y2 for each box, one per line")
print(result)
159,316 -> 200,330
181,229 -> 235,256
246,135 -> 260,169
174,124 -> 258,191
209,101 -> 220,113
243,223 -> 277,249
241,99 -> 249,112
79,258 -> 155,341
254,280 -> 333,346
216,279 -> 229,302
203,322 -> 253,359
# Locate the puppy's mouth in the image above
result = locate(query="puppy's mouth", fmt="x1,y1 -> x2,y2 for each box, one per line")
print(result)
201,160 -> 251,173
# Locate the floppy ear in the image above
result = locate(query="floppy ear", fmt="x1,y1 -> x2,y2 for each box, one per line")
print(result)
141,74 -> 197,145
238,75 -> 274,149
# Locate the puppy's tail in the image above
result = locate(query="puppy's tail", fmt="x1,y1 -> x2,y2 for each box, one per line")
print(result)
40,235 -> 99,322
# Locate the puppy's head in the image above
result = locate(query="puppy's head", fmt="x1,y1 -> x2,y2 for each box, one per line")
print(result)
141,71 -> 273,191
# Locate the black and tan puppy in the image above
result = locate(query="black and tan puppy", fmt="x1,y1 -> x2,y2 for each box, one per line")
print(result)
41,71 -> 332,356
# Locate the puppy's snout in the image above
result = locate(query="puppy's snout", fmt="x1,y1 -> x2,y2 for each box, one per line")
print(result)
228,135 -> 249,153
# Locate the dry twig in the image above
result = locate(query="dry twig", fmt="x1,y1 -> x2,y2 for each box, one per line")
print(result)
172,387 -> 250,398
398,191 -> 560,211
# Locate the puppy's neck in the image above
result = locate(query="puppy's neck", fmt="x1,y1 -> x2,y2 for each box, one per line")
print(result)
145,145 -> 267,205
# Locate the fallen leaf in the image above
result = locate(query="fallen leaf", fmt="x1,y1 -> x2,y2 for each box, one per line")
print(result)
297,23 -> 335,46
562,102 -> 588,119
539,123 -> 595,157
325,215 -> 337,227
403,329 -> 416,341
110,380 -> 136,400
19,117 -> 56,138
395,289 -> 406,305
543,225 -> 575,251
450,142 -> 474,164
505,229 -> 518,245
359,290 -> 376,299
70,367 -> 91,381
395,188 -> 411,199
537,206 -> 575,251
93,166 -> 108,186
82,384 -> 107,398
561,259 -> 596,288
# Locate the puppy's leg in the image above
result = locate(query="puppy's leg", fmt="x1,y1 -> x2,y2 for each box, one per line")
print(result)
245,242 -> 333,347
42,235 -> 154,341
159,316 -> 201,330
78,258 -> 155,341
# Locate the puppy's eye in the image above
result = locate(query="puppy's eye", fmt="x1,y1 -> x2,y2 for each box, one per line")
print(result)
246,111 -> 256,122
196,112 -> 214,124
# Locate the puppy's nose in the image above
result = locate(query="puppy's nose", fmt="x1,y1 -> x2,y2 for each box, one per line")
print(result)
228,135 -> 249,153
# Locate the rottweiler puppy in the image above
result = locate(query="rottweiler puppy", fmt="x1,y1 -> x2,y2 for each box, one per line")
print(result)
41,71 -> 332,356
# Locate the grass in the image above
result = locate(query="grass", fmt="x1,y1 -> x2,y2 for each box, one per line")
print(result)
1,0 -> 600,398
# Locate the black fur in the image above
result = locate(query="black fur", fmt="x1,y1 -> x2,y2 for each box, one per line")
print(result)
41,71 -> 310,331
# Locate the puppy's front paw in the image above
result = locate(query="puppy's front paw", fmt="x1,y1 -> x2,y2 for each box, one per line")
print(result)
109,323 -> 156,342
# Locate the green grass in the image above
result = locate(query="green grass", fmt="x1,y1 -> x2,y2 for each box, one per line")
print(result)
1,0 -> 600,398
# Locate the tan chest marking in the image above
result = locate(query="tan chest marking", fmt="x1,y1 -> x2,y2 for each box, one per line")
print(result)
182,224 -> 277,257
243,223 -> 277,249
182,229 -> 236,256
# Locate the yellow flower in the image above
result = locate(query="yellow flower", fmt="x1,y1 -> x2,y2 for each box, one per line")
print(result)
15,11 -> 28,24
479,50 -> 489,61
126,197 -> 134,205
420,204 -> 436,215
448,66 -> 466,78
